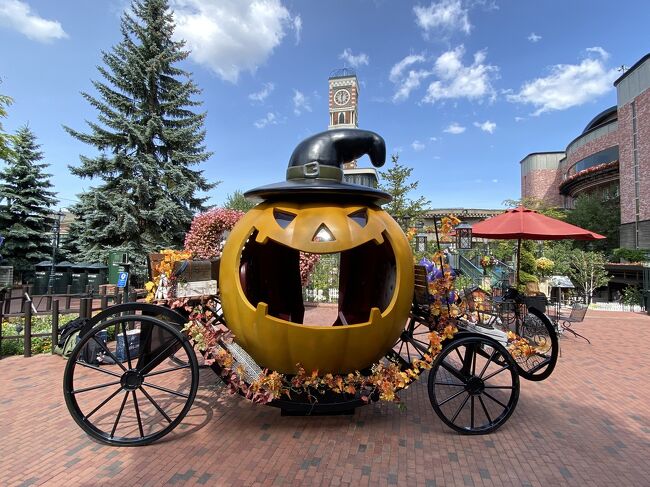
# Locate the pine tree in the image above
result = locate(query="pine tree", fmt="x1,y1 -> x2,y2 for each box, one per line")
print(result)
65,0 -> 217,275
0,126 -> 58,281
378,154 -> 430,228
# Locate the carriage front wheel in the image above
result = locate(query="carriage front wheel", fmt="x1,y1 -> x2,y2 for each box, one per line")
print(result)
428,334 -> 519,434
63,315 -> 199,446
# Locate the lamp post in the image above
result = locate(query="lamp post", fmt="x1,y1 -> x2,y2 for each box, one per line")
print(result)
415,219 -> 427,252
48,210 -> 64,293
455,221 -> 473,250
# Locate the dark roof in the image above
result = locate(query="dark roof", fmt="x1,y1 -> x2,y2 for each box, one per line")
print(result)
329,68 -> 357,79
614,53 -> 650,86
582,106 -> 617,134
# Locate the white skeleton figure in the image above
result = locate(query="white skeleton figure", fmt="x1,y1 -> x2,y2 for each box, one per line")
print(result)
154,272 -> 170,300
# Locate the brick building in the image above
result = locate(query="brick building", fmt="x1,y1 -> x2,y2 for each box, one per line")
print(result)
521,52 -> 650,250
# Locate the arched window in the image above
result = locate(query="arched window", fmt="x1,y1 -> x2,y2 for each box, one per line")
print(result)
338,112 -> 345,124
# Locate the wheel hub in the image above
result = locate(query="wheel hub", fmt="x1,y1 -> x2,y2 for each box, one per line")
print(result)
121,370 -> 143,391
465,376 -> 485,396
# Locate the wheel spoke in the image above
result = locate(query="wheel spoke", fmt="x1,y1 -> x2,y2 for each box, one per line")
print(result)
434,381 -> 465,386
470,396 -> 475,429
450,393 -> 471,424
143,364 -> 190,378
91,336 -> 127,372
132,391 -> 145,438
483,390 -> 508,409
482,363 -> 510,381
454,347 -> 464,364
440,360 -> 468,383
437,388 -> 467,407
83,387 -> 123,420
484,385 -> 514,389
72,380 -> 122,394
121,322 -> 133,370
110,392 -> 129,438
478,348 -> 496,378
75,360 -> 122,378
139,386 -> 172,423
478,395 -> 492,424
139,339 -> 180,375
142,381 -> 189,399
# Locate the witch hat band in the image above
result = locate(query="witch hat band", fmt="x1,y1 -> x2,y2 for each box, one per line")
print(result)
244,128 -> 392,203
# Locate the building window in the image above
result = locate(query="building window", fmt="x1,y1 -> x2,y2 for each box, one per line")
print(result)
338,112 -> 345,124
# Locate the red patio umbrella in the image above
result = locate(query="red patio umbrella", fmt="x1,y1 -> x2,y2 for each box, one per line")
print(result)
470,206 -> 606,285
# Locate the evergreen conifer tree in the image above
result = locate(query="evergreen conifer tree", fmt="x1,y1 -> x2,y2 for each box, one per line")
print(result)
0,126 -> 58,281
65,0 -> 216,274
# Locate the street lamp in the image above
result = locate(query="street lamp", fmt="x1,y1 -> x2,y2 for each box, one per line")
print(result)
48,210 -> 64,293
455,221 -> 473,250
414,219 -> 427,252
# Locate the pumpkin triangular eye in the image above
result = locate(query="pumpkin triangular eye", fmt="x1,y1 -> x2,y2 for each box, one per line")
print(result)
273,209 -> 296,229
313,224 -> 335,242
348,209 -> 367,227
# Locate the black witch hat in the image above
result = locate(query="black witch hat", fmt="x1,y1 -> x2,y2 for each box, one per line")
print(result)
244,128 -> 391,204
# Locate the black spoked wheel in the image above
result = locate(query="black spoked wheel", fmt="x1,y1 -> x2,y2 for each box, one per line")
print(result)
390,314 -> 433,368
63,315 -> 199,446
512,307 -> 559,382
428,334 -> 519,434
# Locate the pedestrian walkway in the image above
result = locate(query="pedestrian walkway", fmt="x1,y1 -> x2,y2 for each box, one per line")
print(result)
0,310 -> 649,486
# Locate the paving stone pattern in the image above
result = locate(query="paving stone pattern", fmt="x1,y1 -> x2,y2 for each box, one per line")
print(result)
1,310 -> 649,486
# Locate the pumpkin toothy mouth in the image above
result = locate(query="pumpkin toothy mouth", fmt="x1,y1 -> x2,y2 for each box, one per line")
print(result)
238,230 -> 397,326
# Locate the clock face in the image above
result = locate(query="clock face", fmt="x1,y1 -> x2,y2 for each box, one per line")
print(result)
334,89 -> 351,106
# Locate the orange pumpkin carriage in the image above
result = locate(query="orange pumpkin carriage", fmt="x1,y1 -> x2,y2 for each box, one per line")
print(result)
63,129 -> 559,446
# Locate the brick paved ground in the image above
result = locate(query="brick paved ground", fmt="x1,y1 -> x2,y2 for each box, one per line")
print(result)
1,309 -> 649,487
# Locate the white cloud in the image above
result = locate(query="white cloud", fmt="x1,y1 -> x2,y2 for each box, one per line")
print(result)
254,112 -> 280,128
413,0 -> 471,37
292,90 -> 311,115
491,178 -> 499,183
389,54 -> 430,102
248,82 -> 275,103
429,136 -> 438,142
411,140 -> 425,151
474,120 -> 496,133
172,0 -> 294,83
423,46 -> 498,103
293,15 -> 302,44
507,48 -> 618,115
514,116 -> 525,122
0,0 -> 67,42
339,48 -> 369,68
528,32 -> 541,43
443,123 -> 465,134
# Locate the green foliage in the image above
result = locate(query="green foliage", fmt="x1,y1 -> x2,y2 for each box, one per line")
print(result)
1,314 -> 77,356
622,286 -> 642,306
544,241 -> 574,276
224,190 -> 256,212
0,91 -> 16,161
567,249 -> 609,303
379,154 -> 430,228
64,0 -> 217,277
565,193 -> 619,254
613,247 -> 647,263
0,126 -> 58,281
518,240 -> 537,281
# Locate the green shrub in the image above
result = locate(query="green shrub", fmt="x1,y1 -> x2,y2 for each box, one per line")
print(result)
613,248 -> 648,263
622,286 -> 643,306
1,314 -> 78,356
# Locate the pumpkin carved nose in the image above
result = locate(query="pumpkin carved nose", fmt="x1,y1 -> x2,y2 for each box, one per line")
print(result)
313,224 -> 335,242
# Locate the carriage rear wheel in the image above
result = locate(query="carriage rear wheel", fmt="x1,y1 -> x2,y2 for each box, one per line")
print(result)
513,308 -> 559,382
428,334 -> 519,434
63,315 -> 199,446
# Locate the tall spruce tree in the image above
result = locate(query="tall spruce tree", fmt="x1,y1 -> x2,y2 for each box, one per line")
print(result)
379,154 -> 430,228
65,0 -> 216,273
0,126 -> 58,281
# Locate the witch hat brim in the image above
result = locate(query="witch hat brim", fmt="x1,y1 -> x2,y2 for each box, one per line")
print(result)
244,128 -> 391,204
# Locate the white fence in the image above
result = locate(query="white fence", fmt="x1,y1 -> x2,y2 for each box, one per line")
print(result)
588,302 -> 645,312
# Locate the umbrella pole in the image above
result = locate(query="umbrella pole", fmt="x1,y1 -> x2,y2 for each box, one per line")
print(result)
516,238 -> 521,289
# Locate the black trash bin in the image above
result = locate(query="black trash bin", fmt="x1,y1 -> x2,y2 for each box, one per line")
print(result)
524,294 -> 548,314
86,263 -> 108,293
53,261 -> 74,294
70,263 -> 90,294
33,261 -> 52,295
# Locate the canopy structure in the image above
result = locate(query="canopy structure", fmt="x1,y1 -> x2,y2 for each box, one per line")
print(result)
471,206 -> 606,285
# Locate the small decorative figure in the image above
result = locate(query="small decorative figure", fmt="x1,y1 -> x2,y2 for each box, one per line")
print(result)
155,272 -> 170,300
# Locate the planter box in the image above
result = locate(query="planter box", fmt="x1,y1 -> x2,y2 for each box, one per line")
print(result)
175,280 -> 218,298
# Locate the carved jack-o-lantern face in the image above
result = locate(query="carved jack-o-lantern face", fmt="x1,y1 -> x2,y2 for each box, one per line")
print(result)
219,200 -> 414,374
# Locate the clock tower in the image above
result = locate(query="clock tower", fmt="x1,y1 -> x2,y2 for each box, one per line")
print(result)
328,68 -> 359,130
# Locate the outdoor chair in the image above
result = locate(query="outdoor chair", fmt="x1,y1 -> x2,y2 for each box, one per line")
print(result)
560,303 -> 590,344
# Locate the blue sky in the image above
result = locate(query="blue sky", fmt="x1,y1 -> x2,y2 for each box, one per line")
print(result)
1,0 -> 648,211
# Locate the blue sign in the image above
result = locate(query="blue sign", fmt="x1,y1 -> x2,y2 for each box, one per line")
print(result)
117,272 -> 129,288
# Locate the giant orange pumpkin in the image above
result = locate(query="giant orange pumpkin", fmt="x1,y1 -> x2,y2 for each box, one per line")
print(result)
219,129 -> 414,374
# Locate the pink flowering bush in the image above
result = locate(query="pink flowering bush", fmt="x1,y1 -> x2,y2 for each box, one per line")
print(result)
184,208 -> 245,259
184,207 -> 319,285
